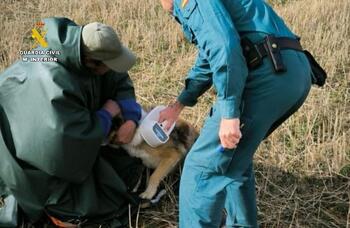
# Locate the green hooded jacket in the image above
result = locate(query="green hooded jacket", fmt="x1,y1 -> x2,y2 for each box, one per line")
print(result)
0,17 -> 138,224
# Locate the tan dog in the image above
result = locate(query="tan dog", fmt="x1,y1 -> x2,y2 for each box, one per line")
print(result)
108,110 -> 198,199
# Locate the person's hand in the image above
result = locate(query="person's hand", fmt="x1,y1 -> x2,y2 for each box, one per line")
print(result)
158,101 -> 185,131
103,99 -> 121,118
114,120 -> 137,144
219,118 -> 242,149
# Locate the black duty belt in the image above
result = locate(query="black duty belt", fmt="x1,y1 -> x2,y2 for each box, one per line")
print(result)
241,35 -> 303,72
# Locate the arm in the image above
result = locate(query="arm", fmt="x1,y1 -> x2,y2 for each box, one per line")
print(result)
193,1 -> 248,149
177,51 -> 213,106
162,0 -> 246,147
191,0 -> 248,119
96,99 -> 121,137
159,51 -> 212,130
101,71 -> 141,144
102,71 -> 141,124
191,0 -> 247,148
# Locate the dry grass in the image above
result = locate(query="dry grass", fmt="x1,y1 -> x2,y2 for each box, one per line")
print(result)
0,0 -> 349,227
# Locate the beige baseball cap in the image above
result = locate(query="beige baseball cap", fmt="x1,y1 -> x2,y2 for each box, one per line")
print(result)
82,22 -> 136,72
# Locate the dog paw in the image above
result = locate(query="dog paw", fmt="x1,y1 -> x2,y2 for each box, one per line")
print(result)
139,187 -> 157,199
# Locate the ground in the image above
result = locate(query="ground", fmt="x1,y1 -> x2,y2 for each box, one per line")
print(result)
0,0 -> 349,227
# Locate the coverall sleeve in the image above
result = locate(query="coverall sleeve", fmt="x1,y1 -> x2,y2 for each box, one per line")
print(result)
177,51 -> 213,106
181,0 -> 249,118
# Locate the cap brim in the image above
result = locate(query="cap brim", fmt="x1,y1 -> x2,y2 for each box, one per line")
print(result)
103,46 -> 136,73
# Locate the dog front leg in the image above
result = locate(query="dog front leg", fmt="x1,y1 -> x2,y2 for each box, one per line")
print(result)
139,153 -> 180,199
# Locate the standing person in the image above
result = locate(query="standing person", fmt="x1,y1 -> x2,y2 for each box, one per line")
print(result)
0,17 -> 143,226
158,0 -> 312,227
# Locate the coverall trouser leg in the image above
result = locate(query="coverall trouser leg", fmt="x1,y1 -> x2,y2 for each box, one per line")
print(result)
179,49 -> 311,228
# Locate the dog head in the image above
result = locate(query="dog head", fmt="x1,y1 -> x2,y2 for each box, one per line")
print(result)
108,110 -> 198,152
169,119 -> 198,153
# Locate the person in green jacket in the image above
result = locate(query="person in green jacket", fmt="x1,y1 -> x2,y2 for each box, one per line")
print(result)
158,0 -> 312,227
0,17 -> 143,226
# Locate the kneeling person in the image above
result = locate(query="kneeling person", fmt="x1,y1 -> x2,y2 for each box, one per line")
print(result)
0,17 -> 142,226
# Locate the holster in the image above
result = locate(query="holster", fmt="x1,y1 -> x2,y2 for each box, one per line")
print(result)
264,35 -> 287,73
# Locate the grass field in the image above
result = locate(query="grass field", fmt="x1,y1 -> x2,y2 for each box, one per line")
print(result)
0,0 -> 349,227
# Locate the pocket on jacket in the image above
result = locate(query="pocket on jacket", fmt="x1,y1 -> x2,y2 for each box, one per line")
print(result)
181,0 -> 203,34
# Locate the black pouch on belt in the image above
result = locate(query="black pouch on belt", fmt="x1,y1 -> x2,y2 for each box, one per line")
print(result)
264,35 -> 287,73
240,37 -> 263,69
303,50 -> 327,86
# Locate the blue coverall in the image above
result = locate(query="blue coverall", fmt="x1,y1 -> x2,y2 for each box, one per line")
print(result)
173,0 -> 312,227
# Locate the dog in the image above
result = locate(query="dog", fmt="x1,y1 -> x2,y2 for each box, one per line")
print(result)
108,108 -> 198,200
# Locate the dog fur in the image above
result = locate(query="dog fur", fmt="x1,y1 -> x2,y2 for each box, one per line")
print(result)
108,110 -> 198,199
